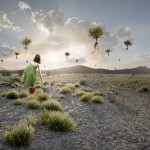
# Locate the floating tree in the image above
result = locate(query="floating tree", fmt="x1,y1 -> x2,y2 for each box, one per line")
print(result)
75,59 -> 78,63
21,37 -> 32,49
124,40 -> 132,50
88,25 -> 104,54
15,52 -> 19,59
118,59 -> 121,62
65,52 -> 70,59
1,59 -> 3,63
105,49 -> 111,56
26,60 -> 28,63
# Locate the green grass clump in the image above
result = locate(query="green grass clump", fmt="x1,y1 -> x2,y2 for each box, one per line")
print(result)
19,91 -> 28,98
41,100 -> 62,111
137,86 -> 149,92
1,91 -> 8,97
91,96 -> 103,103
35,89 -> 43,94
14,99 -> 23,106
11,82 -> 20,88
93,91 -> 104,96
4,121 -> 35,146
79,93 -> 93,102
6,90 -> 19,99
74,82 -> 80,88
22,113 -> 38,126
79,80 -> 86,85
26,100 -> 40,109
11,76 -> 21,83
79,87 -> 92,92
26,94 -> 36,101
40,111 -> 76,131
74,89 -> 86,97
58,87 -> 71,94
37,92 -> 50,101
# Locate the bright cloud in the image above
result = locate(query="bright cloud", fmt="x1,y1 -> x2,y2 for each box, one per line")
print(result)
0,11 -> 23,32
18,1 -> 31,11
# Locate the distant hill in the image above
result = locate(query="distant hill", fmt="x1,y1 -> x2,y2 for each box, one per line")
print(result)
0,65 -> 150,75
44,65 -> 150,74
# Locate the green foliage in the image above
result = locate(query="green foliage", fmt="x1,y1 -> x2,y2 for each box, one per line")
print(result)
137,86 -> 148,92
93,91 -> 104,96
41,100 -> 62,111
37,92 -> 50,101
26,100 -> 40,109
22,113 -> 38,126
88,25 -> 104,40
74,89 -> 86,97
40,111 -> 76,131
91,96 -> 103,103
4,120 -> 35,146
79,80 -> 86,85
1,91 -> 8,97
6,90 -> 19,99
58,86 -> 71,94
14,99 -> 23,106
80,93 -> 93,102
19,91 -> 28,98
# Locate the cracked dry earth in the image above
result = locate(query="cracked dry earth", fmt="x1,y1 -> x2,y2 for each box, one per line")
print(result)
0,74 -> 150,150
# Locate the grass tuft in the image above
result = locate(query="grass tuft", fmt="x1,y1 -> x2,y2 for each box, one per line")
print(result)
137,86 -> 149,92
4,121 -> 35,146
6,90 -> 19,99
41,100 -> 62,111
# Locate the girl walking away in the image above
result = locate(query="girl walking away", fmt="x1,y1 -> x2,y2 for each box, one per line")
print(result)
23,54 -> 43,94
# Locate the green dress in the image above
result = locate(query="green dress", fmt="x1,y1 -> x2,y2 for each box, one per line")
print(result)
23,63 -> 37,86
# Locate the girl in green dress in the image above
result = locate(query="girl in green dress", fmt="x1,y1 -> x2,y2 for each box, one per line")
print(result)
24,54 -> 43,94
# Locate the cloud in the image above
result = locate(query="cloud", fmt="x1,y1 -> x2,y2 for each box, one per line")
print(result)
0,44 -> 17,57
31,10 -> 63,33
18,1 -> 31,11
116,27 -> 131,38
0,11 -> 23,32
133,52 -> 150,64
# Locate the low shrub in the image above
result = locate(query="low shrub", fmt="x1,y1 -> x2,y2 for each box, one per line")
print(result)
79,80 -> 86,85
14,99 -> 23,106
19,91 -> 28,98
93,91 -> 104,96
37,93 -> 50,101
58,87 -> 71,94
6,90 -> 19,99
41,100 -> 62,111
21,113 -> 38,126
26,100 -> 40,109
74,89 -> 86,97
1,91 -> 8,97
91,96 -> 103,103
137,86 -> 149,92
80,93 -> 93,102
4,121 -> 35,146
40,111 -> 76,131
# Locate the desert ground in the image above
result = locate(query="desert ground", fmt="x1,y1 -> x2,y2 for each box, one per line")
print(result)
0,73 -> 150,150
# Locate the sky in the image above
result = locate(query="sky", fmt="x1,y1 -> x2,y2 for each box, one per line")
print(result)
0,0 -> 150,70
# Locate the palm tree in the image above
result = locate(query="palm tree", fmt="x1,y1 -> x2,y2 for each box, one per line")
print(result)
105,49 -> 111,56
88,25 -> 104,53
124,40 -> 132,50
75,59 -> 78,63
21,37 -> 32,49
1,59 -> 3,63
65,52 -> 70,59
15,52 -> 19,59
